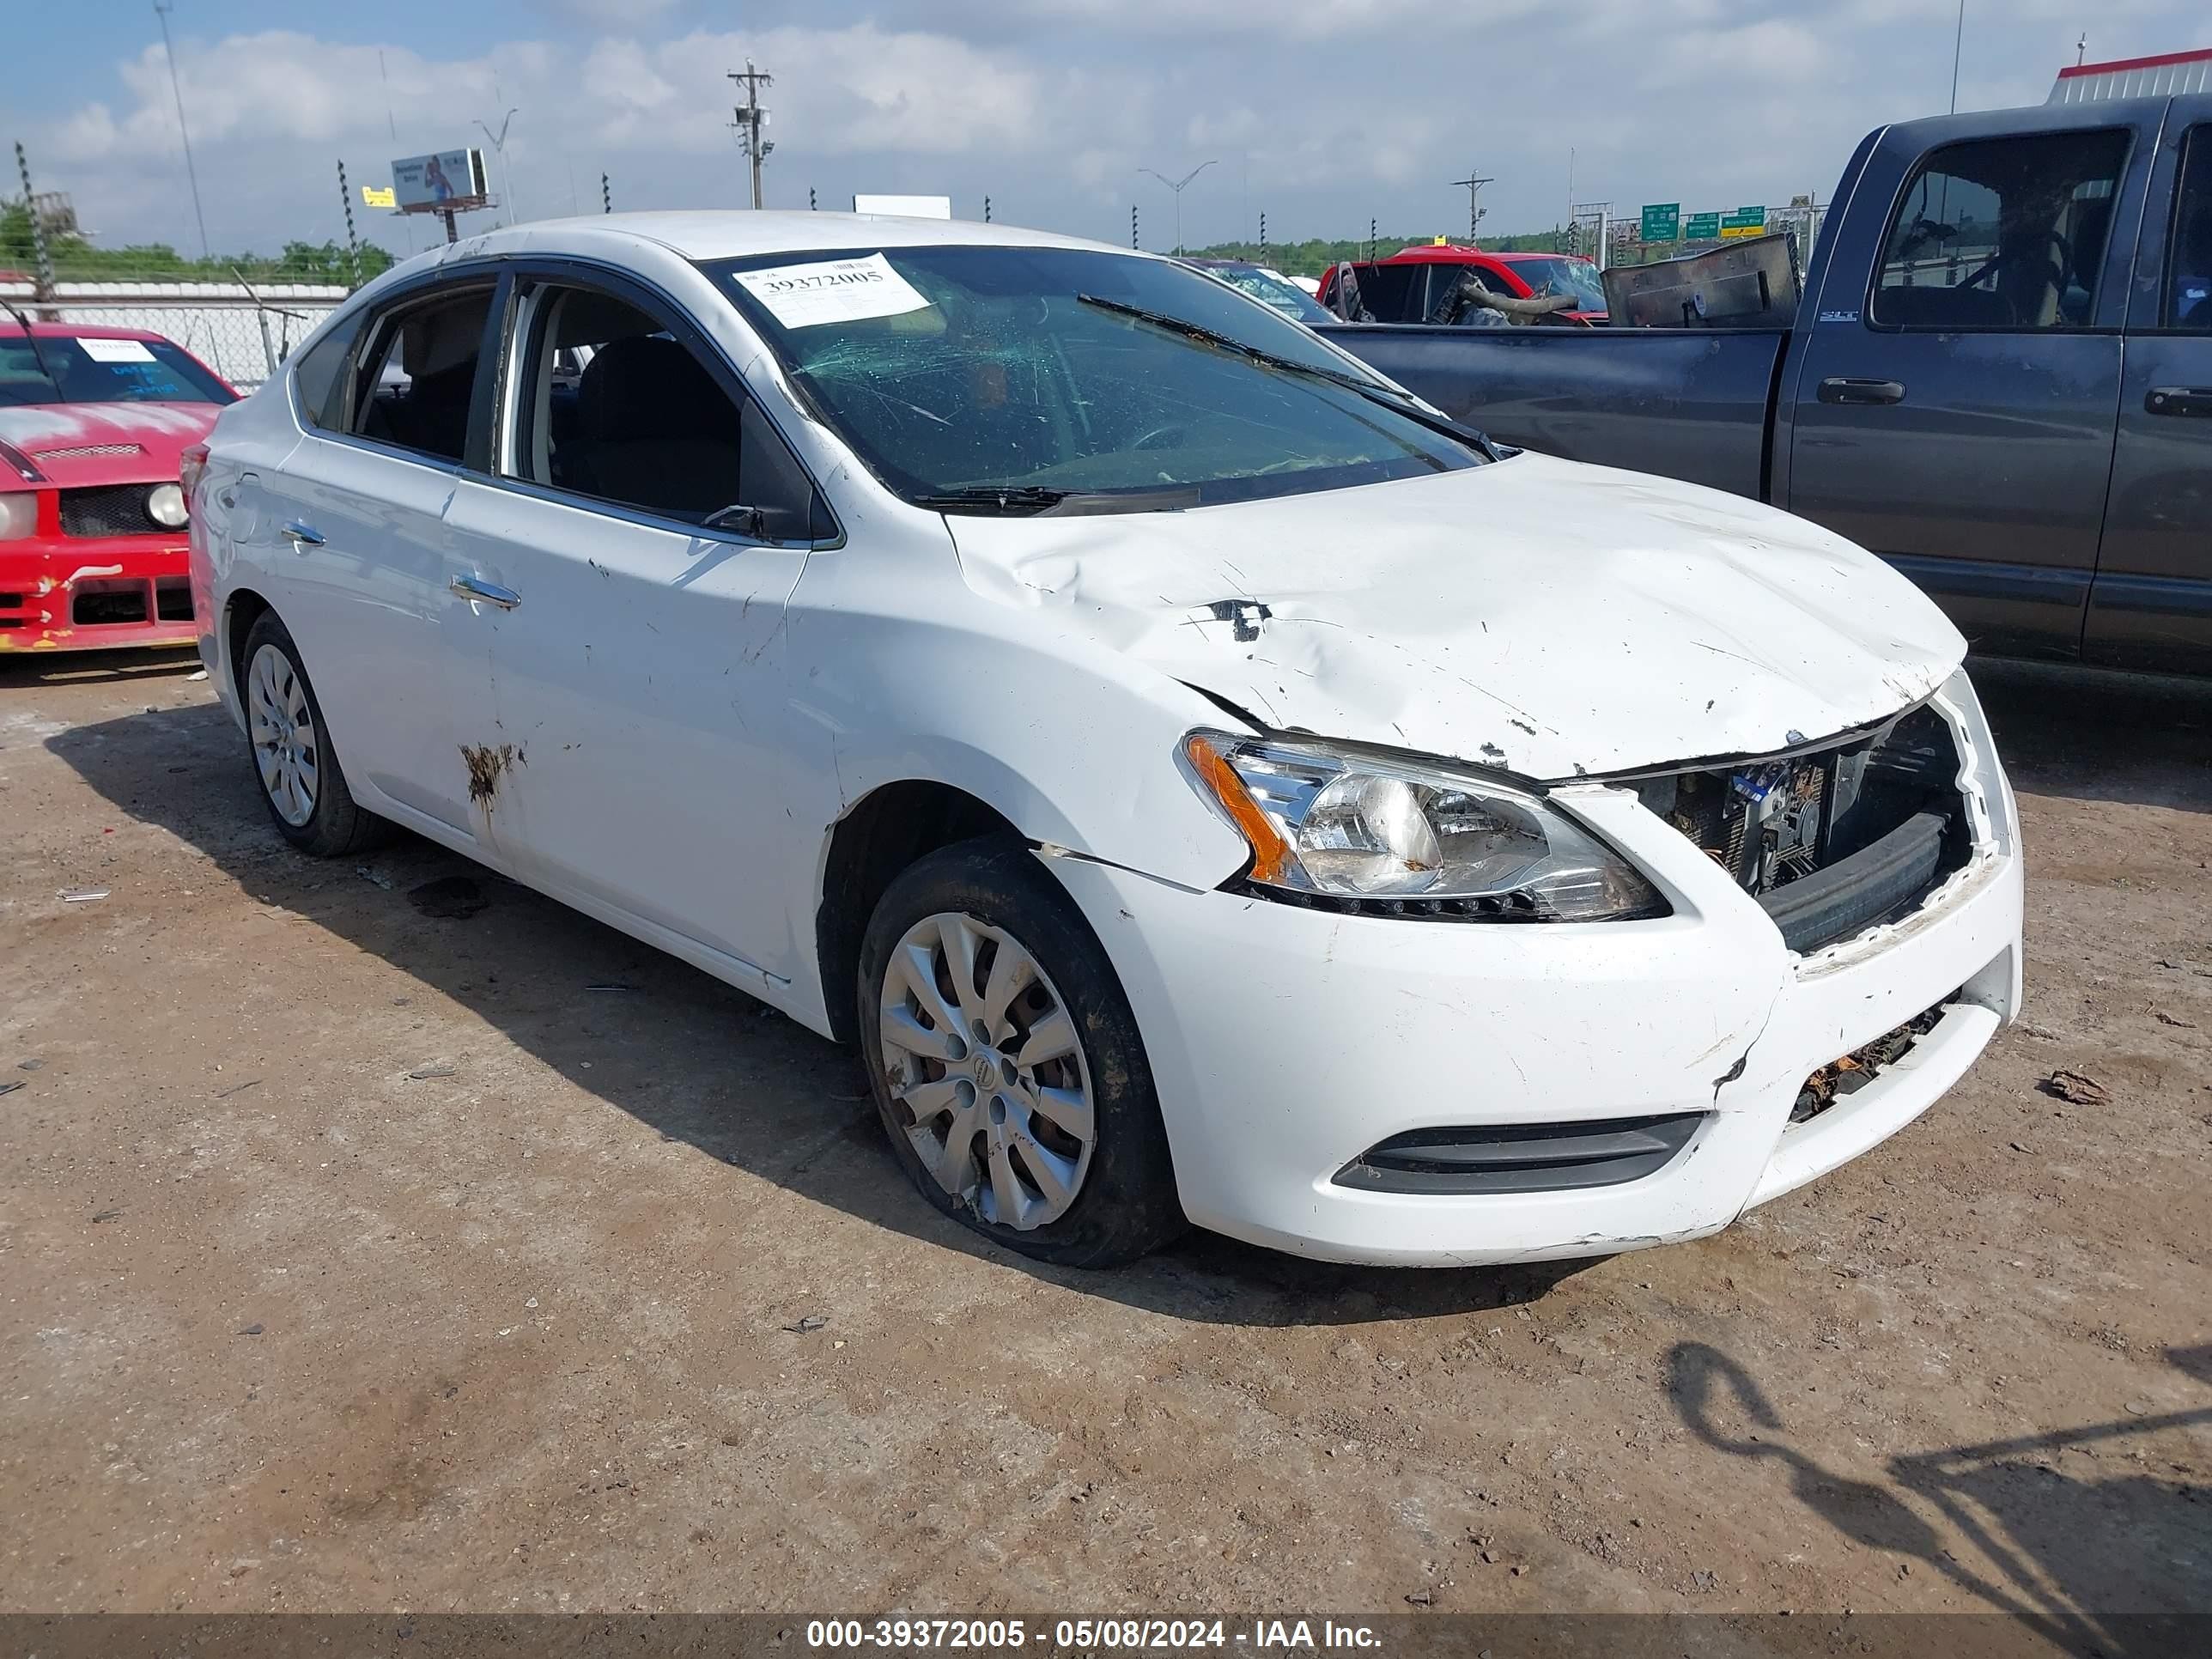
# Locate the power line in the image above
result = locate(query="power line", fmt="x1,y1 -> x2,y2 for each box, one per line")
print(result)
151,2 -> 210,259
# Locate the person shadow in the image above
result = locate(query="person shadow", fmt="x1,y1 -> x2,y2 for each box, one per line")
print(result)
1666,1340 -> 2212,1653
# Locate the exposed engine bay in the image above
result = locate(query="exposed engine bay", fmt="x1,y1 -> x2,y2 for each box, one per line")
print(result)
1631,703 -> 1972,952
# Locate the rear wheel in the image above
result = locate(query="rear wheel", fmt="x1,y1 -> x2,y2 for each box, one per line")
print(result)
239,611 -> 390,858
858,839 -> 1184,1267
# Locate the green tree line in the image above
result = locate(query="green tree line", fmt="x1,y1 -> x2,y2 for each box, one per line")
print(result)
2,198 -> 396,287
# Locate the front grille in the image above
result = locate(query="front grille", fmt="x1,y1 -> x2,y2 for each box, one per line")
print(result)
1633,704 -> 1971,954
59,483 -> 163,538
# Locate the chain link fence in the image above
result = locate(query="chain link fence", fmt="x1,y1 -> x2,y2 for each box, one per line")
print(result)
0,278 -> 349,390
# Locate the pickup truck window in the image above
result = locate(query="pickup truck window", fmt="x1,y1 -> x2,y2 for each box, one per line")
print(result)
1872,129 -> 2129,331
2166,126 -> 2212,330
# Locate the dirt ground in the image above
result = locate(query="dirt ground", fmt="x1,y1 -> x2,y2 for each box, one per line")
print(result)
2,647 -> 2207,1634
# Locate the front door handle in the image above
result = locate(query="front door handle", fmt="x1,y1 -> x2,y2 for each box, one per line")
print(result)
279,520 -> 325,547
450,575 -> 521,611
1819,377 -> 1907,406
2145,386 -> 2212,418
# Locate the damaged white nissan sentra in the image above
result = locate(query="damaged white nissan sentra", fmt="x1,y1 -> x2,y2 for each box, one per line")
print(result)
188,214 -> 2022,1267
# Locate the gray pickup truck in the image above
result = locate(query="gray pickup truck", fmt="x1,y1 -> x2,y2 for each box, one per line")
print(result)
1321,94 -> 2212,676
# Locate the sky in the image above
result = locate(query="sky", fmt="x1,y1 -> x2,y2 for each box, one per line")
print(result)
9,0 -> 2212,260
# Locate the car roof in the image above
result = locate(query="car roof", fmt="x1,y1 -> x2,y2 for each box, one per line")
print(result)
433,210 -> 1121,265
1369,246 -> 1581,264
0,319 -> 172,342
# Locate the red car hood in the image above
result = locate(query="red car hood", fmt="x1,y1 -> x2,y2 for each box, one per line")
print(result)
0,403 -> 221,489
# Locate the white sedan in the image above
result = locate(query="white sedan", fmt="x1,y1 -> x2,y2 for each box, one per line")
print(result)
185,214 -> 2023,1267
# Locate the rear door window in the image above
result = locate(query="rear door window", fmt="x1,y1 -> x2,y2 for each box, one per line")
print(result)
2163,125 -> 2212,330
1872,130 -> 2130,330
349,285 -> 495,464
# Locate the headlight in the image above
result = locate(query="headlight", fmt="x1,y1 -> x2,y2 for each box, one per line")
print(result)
1182,731 -> 1664,921
147,483 -> 188,528
0,495 -> 34,542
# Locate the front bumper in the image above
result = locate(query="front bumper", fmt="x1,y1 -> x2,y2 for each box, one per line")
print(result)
1047,678 -> 2023,1267
0,536 -> 197,653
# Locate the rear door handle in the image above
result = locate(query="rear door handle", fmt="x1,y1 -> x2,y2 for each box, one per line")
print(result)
450,575 -> 521,611
279,520 -> 325,547
2145,386 -> 2212,417
1819,377 -> 1907,406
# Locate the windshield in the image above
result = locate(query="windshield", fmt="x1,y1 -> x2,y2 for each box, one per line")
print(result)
0,332 -> 234,407
1503,258 -> 1607,313
1185,261 -> 1335,325
705,245 -> 1481,513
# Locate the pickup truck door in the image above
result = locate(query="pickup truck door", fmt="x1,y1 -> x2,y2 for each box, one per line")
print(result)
1784,107 -> 2155,660
2085,102 -> 2212,674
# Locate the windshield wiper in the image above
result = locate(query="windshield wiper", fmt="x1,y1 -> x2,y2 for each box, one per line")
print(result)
911,483 -> 1201,518
1074,293 -> 1501,459
0,296 -> 66,401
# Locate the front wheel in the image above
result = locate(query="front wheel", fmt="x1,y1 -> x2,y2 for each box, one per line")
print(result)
858,839 -> 1184,1267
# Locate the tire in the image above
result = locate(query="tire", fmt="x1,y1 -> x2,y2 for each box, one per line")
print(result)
858,837 -> 1185,1267
238,611 -> 392,858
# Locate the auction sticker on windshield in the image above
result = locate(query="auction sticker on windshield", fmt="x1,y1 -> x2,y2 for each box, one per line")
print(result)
733,253 -> 931,329
76,337 -> 156,364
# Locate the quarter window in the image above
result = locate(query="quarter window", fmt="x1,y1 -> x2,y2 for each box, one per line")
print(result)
507,281 -> 821,538
2165,125 -> 2212,331
349,286 -> 494,463
291,309 -> 364,431
1872,130 -> 2129,330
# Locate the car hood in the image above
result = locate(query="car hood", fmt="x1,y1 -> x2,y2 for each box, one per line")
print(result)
0,403 -> 221,489
945,452 -> 1967,780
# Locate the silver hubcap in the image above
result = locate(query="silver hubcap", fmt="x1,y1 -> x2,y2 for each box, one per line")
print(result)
878,912 -> 1095,1231
246,643 -> 319,827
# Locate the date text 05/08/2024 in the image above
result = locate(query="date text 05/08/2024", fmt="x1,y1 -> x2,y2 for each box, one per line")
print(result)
805,1620 -> 1383,1650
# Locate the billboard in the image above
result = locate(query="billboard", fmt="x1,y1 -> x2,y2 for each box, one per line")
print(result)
390,149 -> 489,212
853,193 -> 952,219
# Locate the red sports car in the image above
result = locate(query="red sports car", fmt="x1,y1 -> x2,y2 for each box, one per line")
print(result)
1,317 -> 236,653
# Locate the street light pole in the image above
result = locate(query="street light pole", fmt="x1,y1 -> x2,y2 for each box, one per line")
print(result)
476,106 -> 521,226
1948,0 -> 1966,114
1139,161 -> 1218,257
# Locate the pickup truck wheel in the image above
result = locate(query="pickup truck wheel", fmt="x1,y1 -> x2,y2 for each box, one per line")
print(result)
239,611 -> 391,858
859,838 -> 1185,1268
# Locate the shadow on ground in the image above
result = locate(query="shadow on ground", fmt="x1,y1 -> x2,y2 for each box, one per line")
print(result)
1971,658 -> 2212,815
36,653 -> 2212,1323
43,687 -> 1587,1327
1667,1340 -> 2212,1645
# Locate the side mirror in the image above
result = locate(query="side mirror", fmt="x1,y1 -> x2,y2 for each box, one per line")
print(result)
702,502 -> 767,538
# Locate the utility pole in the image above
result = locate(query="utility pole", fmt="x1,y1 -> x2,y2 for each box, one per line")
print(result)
728,62 -> 774,210
983,195 -> 992,224
602,173 -> 611,213
1131,206 -> 1139,250
152,1 -> 210,259
1259,211 -> 1266,261
1449,170 -> 1493,246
